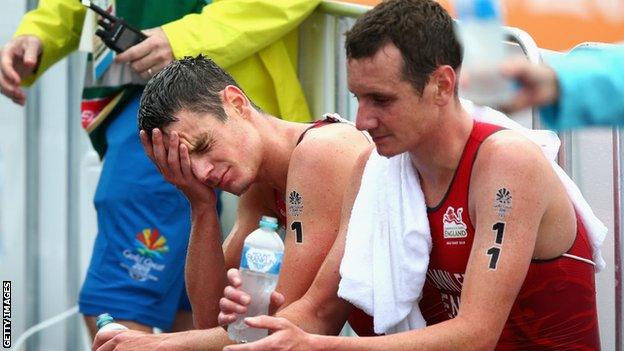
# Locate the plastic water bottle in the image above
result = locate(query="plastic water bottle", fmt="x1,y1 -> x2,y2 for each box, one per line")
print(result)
95,313 -> 129,333
455,0 -> 514,106
228,216 -> 284,343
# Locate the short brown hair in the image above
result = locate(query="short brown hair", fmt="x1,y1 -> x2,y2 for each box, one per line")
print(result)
345,0 -> 462,94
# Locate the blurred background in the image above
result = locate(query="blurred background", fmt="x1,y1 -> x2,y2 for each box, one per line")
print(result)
0,0 -> 623,349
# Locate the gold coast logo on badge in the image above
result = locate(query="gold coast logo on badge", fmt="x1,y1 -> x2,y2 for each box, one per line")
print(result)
135,228 -> 170,259
120,228 -> 169,282
443,206 -> 468,239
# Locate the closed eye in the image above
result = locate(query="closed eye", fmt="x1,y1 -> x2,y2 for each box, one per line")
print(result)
371,94 -> 392,106
191,132 -> 216,154
197,138 -> 215,154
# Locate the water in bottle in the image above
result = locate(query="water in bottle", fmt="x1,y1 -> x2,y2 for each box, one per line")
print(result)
455,0 -> 514,106
95,313 -> 129,333
228,216 -> 284,343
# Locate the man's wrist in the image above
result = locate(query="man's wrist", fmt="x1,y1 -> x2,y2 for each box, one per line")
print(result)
308,333 -> 333,351
543,65 -> 560,105
534,64 -> 559,107
190,200 -> 218,218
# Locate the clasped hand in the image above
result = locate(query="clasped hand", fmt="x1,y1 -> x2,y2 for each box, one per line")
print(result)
219,269 -> 316,351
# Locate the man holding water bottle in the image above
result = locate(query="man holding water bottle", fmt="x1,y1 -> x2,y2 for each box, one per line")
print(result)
0,0 -> 321,338
92,56 -> 371,350
227,215 -> 284,344
217,1 -> 601,350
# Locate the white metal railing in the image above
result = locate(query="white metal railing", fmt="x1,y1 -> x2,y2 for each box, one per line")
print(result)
570,41 -> 622,351
614,127 -> 623,351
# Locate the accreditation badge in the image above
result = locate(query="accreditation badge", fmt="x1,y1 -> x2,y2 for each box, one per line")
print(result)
78,0 -> 116,81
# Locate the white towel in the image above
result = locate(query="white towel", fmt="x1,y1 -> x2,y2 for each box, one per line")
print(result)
338,149 -> 430,334
338,100 -> 607,335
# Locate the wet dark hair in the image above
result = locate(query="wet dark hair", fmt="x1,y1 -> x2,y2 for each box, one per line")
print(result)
345,0 -> 462,94
138,55 -> 257,134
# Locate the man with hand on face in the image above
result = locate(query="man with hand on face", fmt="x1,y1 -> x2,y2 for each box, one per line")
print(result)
218,0 -> 602,350
91,56 -> 370,350
0,0 -> 320,337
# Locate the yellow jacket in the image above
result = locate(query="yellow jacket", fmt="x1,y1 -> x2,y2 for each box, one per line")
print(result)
14,0 -> 319,122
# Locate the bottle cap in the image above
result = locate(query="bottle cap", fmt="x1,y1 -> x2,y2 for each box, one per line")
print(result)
456,0 -> 499,20
475,0 -> 498,20
259,216 -> 279,230
95,313 -> 114,329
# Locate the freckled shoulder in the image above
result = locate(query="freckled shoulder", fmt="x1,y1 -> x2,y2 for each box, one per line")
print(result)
294,122 -> 370,158
288,123 -> 371,184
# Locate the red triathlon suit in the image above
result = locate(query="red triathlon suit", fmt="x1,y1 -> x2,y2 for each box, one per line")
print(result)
347,121 -> 601,350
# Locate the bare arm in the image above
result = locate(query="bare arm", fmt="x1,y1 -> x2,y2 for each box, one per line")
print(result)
93,328 -> 234,351
218,140 -> 374,336
185,202 -> 226,329
218,145 -> 374,347
222,183 -> 277,271
275,129 -> 370,307
274,145 -> 374,334
142,129 -> 277,328
224,135 -> 557,351
141,129 -> 225,328
190,176 -> 279,328
314,134 -> 555,350
308,136 -> 552,350
219,127 -> 371,325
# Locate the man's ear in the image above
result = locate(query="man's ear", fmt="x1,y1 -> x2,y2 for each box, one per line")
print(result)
431,65 -> 457,105
222,85 -> 251,118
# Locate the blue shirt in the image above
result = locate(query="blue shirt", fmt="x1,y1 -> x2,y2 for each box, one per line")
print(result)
540,45 -> 624,130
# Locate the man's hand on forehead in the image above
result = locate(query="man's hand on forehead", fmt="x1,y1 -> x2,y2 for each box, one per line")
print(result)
140,128 -> 176,158
139,128 -> 217,207
158,128 -> 212,155
153,128 -> 179,151
139,129 -> 158,163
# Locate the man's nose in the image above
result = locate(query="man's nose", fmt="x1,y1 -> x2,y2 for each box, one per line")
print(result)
355,105 -> 378,131
192,158 -> 215,183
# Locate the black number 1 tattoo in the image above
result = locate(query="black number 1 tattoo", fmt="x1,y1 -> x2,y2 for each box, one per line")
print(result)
487,222 -> 506,270
487,247 -> 501,270
291,221 -> 303,243
492,222 -> 505,244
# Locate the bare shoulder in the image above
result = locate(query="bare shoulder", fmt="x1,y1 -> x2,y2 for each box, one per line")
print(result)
344,145 -> 375,200
474,130 -> 551,177
352,145 -> 375,178
298,122 -> 369,151
470,129 -> 556,216
469,130 -> 575,260
289,122 -> 370,176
